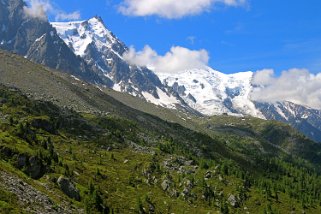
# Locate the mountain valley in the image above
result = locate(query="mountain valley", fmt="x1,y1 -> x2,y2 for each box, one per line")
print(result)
1,0 -> 321,213
1,52 -> 321,213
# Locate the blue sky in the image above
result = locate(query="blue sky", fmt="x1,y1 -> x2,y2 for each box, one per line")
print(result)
44,0 -> 321,75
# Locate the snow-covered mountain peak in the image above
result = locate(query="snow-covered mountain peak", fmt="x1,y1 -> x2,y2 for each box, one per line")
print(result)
51,17 -> 184,109
158,67 -> 264,118
51,17 -> 120,57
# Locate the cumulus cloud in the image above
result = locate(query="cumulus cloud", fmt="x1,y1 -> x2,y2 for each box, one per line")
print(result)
123,45 -> 209,74
251,69 -> 321,109
23,0 -> 80,21
252,69 -> 275,86
118,0 -> 247,19
23,0 -> 52,20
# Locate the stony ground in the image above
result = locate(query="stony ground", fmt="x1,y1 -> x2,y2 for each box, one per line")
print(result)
0,171 -> 83,214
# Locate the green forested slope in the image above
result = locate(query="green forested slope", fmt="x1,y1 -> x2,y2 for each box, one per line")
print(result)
1,50 -> 321,213
1,83 -> 321,214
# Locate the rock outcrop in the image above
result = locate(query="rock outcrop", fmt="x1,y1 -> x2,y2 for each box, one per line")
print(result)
57,175 -> 81,201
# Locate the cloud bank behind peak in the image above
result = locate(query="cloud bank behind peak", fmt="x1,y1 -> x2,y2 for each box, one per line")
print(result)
123,45 -> 209,74
23,0 -> 80,21
251,68 -> 321,109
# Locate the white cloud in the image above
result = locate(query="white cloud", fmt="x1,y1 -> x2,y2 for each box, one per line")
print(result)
123,45 -> 209,74
118,0 -> 247,19
55,11 -> 81,21
23,0 -> 81,21
251,69 -> 321,109
252,69 -> 275,86
23,0 -> 52,20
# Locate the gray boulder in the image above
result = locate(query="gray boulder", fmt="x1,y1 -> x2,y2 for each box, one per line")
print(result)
57,176 -> 80,201
17,154 -> 27,168
227,194 -> 239,207
161,179 -> 170,191
27,156 -> 45,179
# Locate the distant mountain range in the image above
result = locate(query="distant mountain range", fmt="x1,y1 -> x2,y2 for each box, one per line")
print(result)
1,0 -> 321,142
158,68 -> 321,142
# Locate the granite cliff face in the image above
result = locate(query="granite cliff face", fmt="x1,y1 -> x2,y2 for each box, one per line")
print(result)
0,0 -> 106,84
